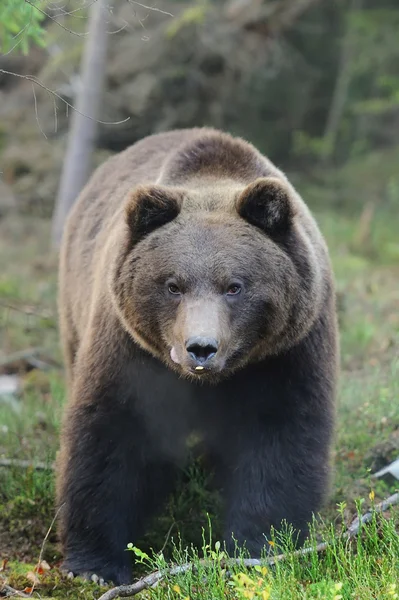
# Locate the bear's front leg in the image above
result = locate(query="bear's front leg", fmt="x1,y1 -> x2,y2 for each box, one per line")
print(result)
56,382 -> 177,585
222,415 -> 332,556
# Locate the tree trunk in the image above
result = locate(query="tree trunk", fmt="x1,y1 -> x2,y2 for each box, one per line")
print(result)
323,0 -> 363,159
51,0 -> 108,248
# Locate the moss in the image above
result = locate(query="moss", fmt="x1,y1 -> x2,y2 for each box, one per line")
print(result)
3,562 -> 109,599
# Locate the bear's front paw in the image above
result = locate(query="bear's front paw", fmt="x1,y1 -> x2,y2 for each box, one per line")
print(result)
64,570 -> 106,586
62,560 -> 132,586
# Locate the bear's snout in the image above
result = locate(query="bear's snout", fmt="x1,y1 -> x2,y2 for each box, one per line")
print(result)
185,336 -> 219,368
170,296 -> 228,376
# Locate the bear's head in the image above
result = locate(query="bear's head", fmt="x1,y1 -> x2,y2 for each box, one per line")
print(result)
111,177 -> 324,382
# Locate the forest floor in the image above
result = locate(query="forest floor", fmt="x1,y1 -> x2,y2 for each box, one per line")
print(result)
0,150 -> 398,598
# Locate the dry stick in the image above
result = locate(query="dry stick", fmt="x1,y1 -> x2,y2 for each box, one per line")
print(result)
0,69 -> 129,128
30,503 -> 66,596
32,81 -> 47,140
47,0 -> 99,18
0,583 -> 30,598
159,521 -> 177,555
126,1 -> 174,17
0,347 -> 48,368
0,505 -> 65,597
98,492 -> 399,600
346,492 -> 399,536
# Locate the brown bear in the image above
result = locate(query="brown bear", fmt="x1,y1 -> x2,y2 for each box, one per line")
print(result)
56,127 -> 338,585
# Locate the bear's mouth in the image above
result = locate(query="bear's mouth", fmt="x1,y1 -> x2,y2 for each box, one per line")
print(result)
190,364 -> 209,376
169,346 -> 223,377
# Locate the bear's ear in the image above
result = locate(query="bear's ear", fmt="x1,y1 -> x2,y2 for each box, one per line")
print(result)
236,177 -> 295,236
126,185 -> 183,242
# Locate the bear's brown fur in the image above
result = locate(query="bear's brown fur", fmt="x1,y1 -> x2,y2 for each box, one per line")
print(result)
57,128 -> 338,584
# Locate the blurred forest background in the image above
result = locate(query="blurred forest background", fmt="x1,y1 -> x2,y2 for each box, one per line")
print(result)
0,0 -> 398,596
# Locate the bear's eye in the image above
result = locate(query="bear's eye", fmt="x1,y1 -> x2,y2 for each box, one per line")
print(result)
226,283 -> 242,296
168,283 -> 181,295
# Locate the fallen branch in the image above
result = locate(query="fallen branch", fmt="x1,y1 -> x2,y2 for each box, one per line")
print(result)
0,346 -> 58,370
0,458 -> 54,471
0,582 -> 30,597
346,491 -> 399,536
98,492 -> 399,600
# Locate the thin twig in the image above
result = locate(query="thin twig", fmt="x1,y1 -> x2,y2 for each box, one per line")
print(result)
48,0 -> 98,19
159,521 -> 177,555
32,82 -> 47,139
126,1 -> 174,18
30,503 -> 65,595
98,492 -> 399,600
25,0 -> 91,37
0,458 -> 54,470
106,22 -> 129,35
0,68 -> 130,127
50,87 -> 59,134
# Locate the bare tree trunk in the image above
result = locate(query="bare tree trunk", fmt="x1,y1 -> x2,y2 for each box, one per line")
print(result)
51,0 -> 109,248
323,0 -> 363,159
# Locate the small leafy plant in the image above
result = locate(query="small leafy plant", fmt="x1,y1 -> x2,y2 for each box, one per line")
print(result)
0,0 -> 48,55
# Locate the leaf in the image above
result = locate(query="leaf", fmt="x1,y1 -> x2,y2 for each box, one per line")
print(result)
26,570 -> 41,586
0,558 -> 9,571
36,560 -> 51,574
126,545 -> 150,563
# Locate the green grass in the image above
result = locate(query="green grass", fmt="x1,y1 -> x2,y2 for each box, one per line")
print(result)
1,149 -> 399,597
125,511 -> 399,599
2,506 -> 399,599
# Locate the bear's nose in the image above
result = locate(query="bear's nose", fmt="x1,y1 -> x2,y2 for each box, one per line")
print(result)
185,337 -> 218,366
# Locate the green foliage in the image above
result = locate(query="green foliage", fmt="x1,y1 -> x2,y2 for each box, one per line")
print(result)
349,9 -> 399,74
121,508 -> 399,600
288,4 -> 399,166
0,0 -> 48,55
348,9 -> 399,125
293,131 -> 333,162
